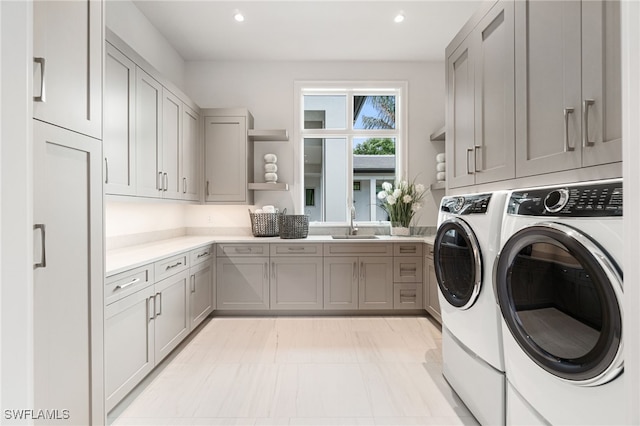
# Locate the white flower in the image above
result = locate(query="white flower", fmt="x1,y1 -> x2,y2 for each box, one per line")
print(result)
377,190 -> 387,200
386,195 -> 397,205
403,195 -> 413,203
392,188 -> 401,198
399,180 -> 408,190
382,182 -> 392,191
415,184 -> 425,194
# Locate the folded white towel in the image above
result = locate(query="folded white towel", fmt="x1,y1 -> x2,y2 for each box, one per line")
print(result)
264,153 -> 277,163
264,163 -> 278,173
436,162 -> 446,172
436,171 -> 446,182
265,172 -> 278,182
436,153 -> 446,163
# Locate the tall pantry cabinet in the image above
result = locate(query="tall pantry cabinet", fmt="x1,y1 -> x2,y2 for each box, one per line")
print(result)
32,0 -> 104,424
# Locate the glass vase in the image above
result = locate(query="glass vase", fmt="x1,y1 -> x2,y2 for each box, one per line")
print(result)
390,222 -> 411,236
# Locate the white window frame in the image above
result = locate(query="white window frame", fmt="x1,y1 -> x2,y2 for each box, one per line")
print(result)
293,80 -> 408,225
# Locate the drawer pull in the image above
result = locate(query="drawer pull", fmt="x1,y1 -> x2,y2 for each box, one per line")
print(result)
197,251 -> 210,258
400,266 -> 417,275
399,246 -> 417,254
165,261 -> 183,271
287,247 -> 305,251
115,277 -> 140,290
235,247 -> 252,253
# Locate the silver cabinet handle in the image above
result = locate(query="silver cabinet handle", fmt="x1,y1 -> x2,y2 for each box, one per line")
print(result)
466,147 -> 474,174
353,261 -> 358,281
183,177 -> 187,193
399,246 -> 417,254
473,145 -> 481,172
116,277 -> 140,290
165,261 -> 183,271
34,224 -> 46,269
155,292 -> 162,316
105,158 -> 109,184
272,262 -> 276,279
583,99 -> 595,147
157,172 -> 163,191
148,295 -> 155,320
264,262 -> 269,280
33,57 -> 46,102
360,262 -> 365,280
235,247 -> 252,253
196,251 -> 209,259
287,247 -> 305,251
206,181 -> 210,196
191,275 -> 196,293
163,173 -> 168,191
564,107 -> 575,152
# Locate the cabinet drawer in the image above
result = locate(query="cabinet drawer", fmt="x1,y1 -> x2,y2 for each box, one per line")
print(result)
190,244 -> 214,266
105,264 -> 154,305
394,242 -> 424,257
394,256 -> 423,282
323,243 -> 392,256
270,243 -> 322,256
154,252 -> 189,282
217,243 -> 269,257
394,283 -> 423,310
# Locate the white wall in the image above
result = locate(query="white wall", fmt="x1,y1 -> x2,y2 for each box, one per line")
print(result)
106,0 -> 186,90
185,60 -> 446,227
105,200 -> 185,239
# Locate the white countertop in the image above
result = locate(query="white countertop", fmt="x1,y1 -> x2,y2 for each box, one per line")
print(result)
106,234 -> 435,277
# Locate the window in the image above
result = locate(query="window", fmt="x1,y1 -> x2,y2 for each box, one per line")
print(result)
295,81 -> 407,224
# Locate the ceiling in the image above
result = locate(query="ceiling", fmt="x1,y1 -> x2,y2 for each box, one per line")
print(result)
132,1 -> 483,62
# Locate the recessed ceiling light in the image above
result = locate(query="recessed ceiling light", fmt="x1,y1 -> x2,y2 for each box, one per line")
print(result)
394,12 -> 405,23
233,11 -> 245,22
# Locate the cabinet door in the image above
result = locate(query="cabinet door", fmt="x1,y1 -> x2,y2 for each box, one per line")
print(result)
189,260 -> 214,329
446,38 -> 476,188
323,257 -> 359,310
204,115 -> 250,203
161,88 -> 183,199
359,256 -> 394,310
33,0 -> 102,139
216,257 -> 270,310
581,0 -> 622,167
33,120 -> 104,425
154,270 -> 190,363
271,257 -> 323,310
515,0 -> 582,177
135,68 -> 163,198
105,286 -> 154,412
182,105 -> 200,201
473,0 -> 515,184
104,43 -> 136,195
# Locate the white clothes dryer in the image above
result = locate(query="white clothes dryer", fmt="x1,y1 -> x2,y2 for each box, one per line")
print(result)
495,179 -> 624,425
434,191 -> 508,425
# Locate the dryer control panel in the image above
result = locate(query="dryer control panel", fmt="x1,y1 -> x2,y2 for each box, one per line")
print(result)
508,181 -> 623,217
441,193 -> 492,215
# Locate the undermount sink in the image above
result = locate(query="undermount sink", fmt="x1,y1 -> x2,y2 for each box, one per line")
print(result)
331,235 -> 379,239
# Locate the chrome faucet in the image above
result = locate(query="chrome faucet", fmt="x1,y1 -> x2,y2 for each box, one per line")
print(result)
349,205 -> 358,235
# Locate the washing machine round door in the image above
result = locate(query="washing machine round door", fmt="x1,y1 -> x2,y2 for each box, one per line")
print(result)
434,218 -> 482,310
495,222 -> 623,386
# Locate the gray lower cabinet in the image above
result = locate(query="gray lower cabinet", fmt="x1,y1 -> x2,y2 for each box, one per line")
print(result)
424,244 -> 441,323
270,243 -> 323,310
216,243 -> 270,310
323,243 -> 394,310
393,243 -> 424,309
154,270 -> 190,362
189,259 -> 214,329
105,284 -> 155,412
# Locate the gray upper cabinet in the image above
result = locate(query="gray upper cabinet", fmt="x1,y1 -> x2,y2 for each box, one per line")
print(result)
161,88 -> 183,199
135,68 -> 163,198
515,0 -> 621,177
33,0 -> 102,139
447,0 -> 515,188
581,0 -> 622,167
514,0 -> 582,177
203,109 -> 254,204
182,105 -> 200,201
104,43 -> 136,195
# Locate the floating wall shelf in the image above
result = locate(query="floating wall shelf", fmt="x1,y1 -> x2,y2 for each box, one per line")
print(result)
248,183 -> 289,191
430,182 -> 446,191
429,126 -> 445,142
248,129 -> 289,141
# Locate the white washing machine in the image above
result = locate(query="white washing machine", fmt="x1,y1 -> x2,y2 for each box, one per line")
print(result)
434,191 -> 507,425
495,179 -> 624,425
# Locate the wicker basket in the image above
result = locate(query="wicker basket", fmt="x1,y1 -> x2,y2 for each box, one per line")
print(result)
279,213 -> 309,239
248,209 -> 281,237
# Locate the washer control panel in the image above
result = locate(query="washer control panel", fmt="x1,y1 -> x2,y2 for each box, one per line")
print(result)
508,180 -> 623,217
441,193 -> 492,215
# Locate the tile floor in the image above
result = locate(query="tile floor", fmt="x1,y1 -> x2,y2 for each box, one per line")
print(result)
109,316 -> 478,426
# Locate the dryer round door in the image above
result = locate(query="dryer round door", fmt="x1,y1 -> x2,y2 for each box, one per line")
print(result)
434,218 -> 483,310
495,222 -> 623,386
